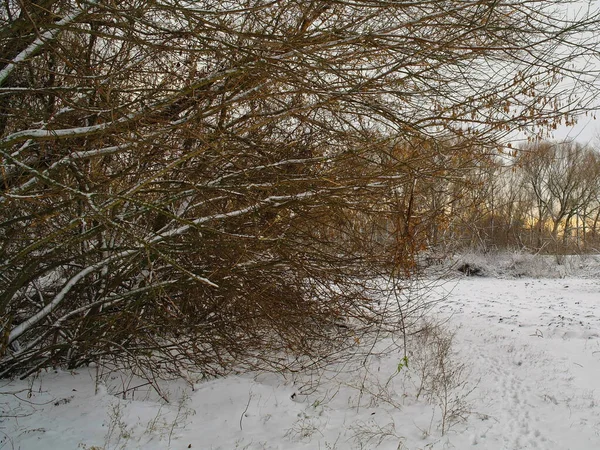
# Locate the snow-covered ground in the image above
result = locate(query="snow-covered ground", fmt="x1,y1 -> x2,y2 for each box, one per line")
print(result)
437,277 -> 600,449
2,267 -> 600,449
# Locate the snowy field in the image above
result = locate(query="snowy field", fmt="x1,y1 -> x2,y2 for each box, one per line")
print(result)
2,259 -> 600,449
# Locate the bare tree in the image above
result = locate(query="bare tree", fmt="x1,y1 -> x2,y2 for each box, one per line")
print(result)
518,142 -> 556,248
517,141 -> 600,251
2,0 -> 600,379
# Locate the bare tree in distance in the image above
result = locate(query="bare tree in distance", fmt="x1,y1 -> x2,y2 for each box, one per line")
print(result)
442,140 -> 600,253
517,141 -> 600,250
2,0 -> 600,381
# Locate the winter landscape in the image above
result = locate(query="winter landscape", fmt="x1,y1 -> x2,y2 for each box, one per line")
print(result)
3,254 -> 600,450
3,1 -> 600,450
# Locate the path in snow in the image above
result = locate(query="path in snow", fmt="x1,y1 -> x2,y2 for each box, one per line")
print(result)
438,277 -> 600,449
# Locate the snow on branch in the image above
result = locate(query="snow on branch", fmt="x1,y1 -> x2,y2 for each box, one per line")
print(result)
7,249 -> 136,345
150,190 -> 320,243
0,1 -> 100,87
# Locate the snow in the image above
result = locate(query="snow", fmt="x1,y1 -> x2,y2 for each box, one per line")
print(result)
437,277 -> 600,449
0,2 -> 100,87
3,266 -> 600,449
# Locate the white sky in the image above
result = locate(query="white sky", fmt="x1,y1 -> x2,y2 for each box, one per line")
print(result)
552,116 -> 599,144
553,0 -> 600,146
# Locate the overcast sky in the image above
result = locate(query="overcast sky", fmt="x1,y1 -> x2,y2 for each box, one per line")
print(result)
552,1 -> 600,146
552,116 -> 599,144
